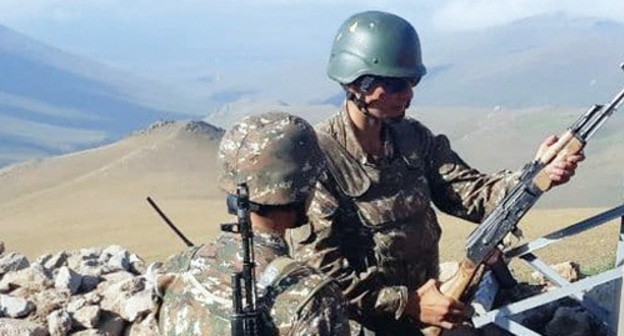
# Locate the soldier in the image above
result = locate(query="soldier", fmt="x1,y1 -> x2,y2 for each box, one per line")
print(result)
287,10 -> 584,335
156,112 -> 350,335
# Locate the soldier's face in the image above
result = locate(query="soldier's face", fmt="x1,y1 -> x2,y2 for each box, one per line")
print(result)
364,79 -> 414,120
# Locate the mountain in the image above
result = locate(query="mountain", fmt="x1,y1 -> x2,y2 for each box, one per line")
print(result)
0,24 -> 206,168
1,112 -> 620,262
0,120 -> 225,260
204,98 -> 337,130
206,100 -> 624,209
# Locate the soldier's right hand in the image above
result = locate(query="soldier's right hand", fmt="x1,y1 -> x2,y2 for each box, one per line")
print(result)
405,279 -> 467,330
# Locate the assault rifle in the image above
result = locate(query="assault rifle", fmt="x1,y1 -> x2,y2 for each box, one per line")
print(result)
221,183 -> 259,336
434,66 -> 624,335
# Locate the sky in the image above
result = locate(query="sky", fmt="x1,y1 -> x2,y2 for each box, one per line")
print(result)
1,0 -> 623,108
1,0 -> 623,75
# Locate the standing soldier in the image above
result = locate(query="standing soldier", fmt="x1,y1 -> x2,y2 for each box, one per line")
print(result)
288,10 -> 583,335
156,112 -> 350,335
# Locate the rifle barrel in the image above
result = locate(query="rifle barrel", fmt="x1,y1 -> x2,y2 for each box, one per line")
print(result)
146,196 -> 195,247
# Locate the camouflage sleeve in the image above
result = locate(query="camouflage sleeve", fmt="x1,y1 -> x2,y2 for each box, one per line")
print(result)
289,283 -> 351,336
159,246 -> 201,273
425,132 -> 520,223
290,179 -> 409,327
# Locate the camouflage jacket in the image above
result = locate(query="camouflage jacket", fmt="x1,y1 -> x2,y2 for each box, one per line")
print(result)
288,110 -> 519,333
157,231 -> 350,336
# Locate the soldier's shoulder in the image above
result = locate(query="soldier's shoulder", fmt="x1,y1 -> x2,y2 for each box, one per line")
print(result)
158,270 -> 232,335
397,116 -> 435,137
315,112 -> 344,136
270,264 -> 343,315
160,245 -> 202,273
262,263 -> 345,333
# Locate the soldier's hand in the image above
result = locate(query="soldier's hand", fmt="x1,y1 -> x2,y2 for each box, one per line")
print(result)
405,279 -> 467,330
534,135 -> 585,187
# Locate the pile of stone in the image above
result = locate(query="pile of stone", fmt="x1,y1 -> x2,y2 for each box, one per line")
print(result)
0,241 -> 160,336
1,240 -> 618,336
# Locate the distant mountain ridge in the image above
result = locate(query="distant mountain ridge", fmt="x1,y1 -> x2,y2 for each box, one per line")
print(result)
2,14 -> 624,169
0,24 -> 201,167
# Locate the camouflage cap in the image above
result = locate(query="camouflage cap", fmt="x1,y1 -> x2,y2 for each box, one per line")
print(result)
217,112 -> 325,205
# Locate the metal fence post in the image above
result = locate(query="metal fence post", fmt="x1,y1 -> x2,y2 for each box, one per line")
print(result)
616,203 -> 624,335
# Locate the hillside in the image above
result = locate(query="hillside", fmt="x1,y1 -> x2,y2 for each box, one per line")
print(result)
417,105 -> 624,208
0,120 -> 227,260
0,24 -> 203,168
0,116 -> 621,281
205,102 -> 624,209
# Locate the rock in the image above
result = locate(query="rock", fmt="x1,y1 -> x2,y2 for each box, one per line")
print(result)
99,277 -> 156,322
544,306 -> 592,336
55,266 -> 83,294
0,252 -> 29,276
0,241 -> 4,256
128,254 -> 146,275
44,252 -> 69,272
29,289 -> 67,322
35,253 -> 53,268
0,264 -> 53,294
47,309 -> 72,336
0,246 -> 161,335
0,318 -> 48,336
585,278 -> 619,313
72,329 -> 105,335
100,246 -> 131,275
66,297 -> 87,313
0,294 -> 35,318
531,261 -> 580,285
67,249 -> 102,273
72,305 -> 101,329
99,311 -> 126,336
124,313 -> 159,336
101,271 -> 135,284
79,274 -> 102,293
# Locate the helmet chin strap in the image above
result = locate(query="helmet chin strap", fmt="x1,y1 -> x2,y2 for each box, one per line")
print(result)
347,92 -> 408,124
346,91 -> 381,122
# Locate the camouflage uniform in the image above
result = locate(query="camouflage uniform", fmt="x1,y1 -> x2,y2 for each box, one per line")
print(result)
289,110 -> 520,334
157,231 -> 350,335
156,112 -> 350,336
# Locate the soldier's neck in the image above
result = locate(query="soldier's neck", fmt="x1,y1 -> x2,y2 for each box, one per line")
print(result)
346,100 -> 384,156
250,211 -> 296,237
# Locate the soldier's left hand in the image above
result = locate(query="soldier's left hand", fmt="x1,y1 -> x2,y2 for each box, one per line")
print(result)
535,135 -> 585,187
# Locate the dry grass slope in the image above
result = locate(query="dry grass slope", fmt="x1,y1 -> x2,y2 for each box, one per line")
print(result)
1,109 -> 622,281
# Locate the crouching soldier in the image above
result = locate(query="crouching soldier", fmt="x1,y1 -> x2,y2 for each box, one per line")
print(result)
155,112 -> 350,336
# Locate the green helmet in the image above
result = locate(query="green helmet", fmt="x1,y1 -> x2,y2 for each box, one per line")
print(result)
217,112 -> 324,206
327,10 -> 427,84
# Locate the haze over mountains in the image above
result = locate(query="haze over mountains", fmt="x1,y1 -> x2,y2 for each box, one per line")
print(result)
0,13 -> 623,219
0,24 -> 206,167
2,14 -> 624,168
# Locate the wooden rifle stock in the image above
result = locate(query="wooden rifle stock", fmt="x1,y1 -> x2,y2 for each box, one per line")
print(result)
532,130 -> 585,192
425,259 -> 481,336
